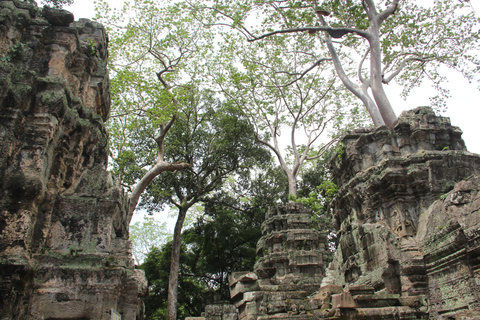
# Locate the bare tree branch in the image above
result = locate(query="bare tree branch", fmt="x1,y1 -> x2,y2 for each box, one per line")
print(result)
248,26 -> 371,42
358,48 -> 370,84
382,56 -> 435,84
378,0 -> 399,22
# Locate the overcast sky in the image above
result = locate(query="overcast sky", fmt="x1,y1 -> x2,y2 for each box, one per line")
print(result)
62,0 -> 480,154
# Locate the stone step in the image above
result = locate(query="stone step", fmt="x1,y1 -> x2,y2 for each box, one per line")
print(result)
256,313 -> 314,320
353,294 -> 400,308
325,306 -> 428,319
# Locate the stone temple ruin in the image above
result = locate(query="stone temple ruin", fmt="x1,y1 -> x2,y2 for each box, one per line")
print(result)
0,1 -> 146,319
2,1 -> 480,319
227,203 -> 331,320
198,108 -> 480,320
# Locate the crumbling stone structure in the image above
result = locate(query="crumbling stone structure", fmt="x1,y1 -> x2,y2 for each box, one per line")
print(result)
320,107 -> 480,319
0,1 -> 146,319
196,107 -> 480,320
227,203 -> 330,320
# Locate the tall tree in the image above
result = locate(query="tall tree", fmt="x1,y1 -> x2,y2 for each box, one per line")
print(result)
96,0 -> 213,222
130,216 -> 171,265
205,5 -> 368,196
142,243 -> 206,320
142,161 -> 287,319
139,94 -> 270,320
181,204 -> 264,302
95,3 -> 227,319
195,0 -> 480,127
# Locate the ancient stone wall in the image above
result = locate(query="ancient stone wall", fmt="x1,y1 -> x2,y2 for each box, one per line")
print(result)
320,107 -> 480,319
0,1 -> 146,319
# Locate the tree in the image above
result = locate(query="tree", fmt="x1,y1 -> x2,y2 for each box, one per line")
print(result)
181,204 -> 263,302
94,3 -> 224,319
96,0 -> 214,222
142,162 -> 286,319
180,173 -> 284,300
141,207 -> 261,320
138,94 -> 270,320
295,149 -> 337,222
142,243 -> 206,320
129,216 -> 171,265
204,4 -> 369,196
39,0 -> 73,8
194,0 -> 480,127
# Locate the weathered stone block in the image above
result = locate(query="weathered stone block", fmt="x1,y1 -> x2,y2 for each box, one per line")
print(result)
353,294 -> 400,308
348,285 -> 375,296
230,278 -> 260,300
332,292 -> 356,309
314,285 -> 343,307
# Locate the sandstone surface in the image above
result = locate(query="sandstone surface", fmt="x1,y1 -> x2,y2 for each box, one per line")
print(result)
0,1 -> 147,319
320,107 -> 480,319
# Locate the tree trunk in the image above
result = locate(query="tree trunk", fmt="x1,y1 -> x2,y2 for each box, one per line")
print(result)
355,85 -> 386,127
127,161 -> 190,222
286,170 -> 297,197
323,33 -> 385,126
368,21 -> 397,127
167,205 -> 189,320
288,177 -> 297,197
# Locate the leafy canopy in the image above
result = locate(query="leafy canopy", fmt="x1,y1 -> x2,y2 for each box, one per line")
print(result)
192,0 -> 480,114
39,0 -> 74,8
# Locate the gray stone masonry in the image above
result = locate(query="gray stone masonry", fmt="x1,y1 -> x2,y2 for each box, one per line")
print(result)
0,1 -> 147,319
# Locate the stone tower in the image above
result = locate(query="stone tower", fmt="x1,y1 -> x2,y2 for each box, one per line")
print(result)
316,107 -> 480,319
254,203 -> 329,291
0,2 -> 146,319
227,203 -> 330,320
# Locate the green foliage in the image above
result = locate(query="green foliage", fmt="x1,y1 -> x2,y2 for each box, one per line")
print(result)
196,0 -> 371,195
132,92 -> 270,317
246,165 -> 290,208
435,144 -> 450,151
182,205 -> 263,300
290,180 -> 337,213
129,216 -> 171,264
0,42 -> 26,63
194,0 -> 480,114
142,243 -> 206,320
141,191 -> 271,319
293,151 -> 338,229
138,91 -> 271,213
86,38 -> 96,56
40,0 -> 73,8
95,0 -> 215,188
335,142 -> 345,159
379,0 -> 480,111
